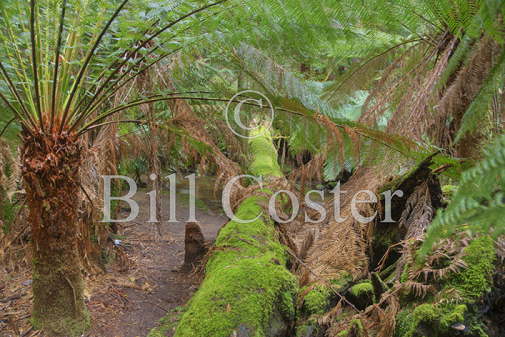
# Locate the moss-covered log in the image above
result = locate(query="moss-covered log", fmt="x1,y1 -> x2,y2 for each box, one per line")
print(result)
152,127 -> 298,337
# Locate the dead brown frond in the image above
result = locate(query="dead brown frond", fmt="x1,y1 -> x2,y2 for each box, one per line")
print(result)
160,70 -> 242,190
304,169 -> 384,282
326,289 -> 401,337
384,35 -> 457,141
288,153 -> 325,192
360,43 -> 425,127
432,36 -> 502,156
412,236 -> 469,282
0,140 -> 21,203
78,121 -> 121,275
401,280 -> 435,298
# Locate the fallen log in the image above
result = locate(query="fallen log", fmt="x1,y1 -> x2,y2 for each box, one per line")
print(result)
150,127 -> 298,337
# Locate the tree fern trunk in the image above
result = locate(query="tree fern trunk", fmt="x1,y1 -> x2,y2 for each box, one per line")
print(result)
21,132 -> 89,337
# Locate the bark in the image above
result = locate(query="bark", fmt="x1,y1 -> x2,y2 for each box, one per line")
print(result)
21,132 -> 89,336
182,221 -> 207,272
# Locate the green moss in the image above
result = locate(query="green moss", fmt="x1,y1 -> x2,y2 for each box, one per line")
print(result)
295,320 -> 321,337
148,306 -> 186,337
330,272 -> 353,289
413,303 -> 437,322
174,196 -> 298,337
295,324 -> 310,337
395,304 -> 437,337
337,330 -> 349,337
396,236 -> 496,337
300,273 -> 352,318
303,285 -> 332,315
280,289 -> 297,319
173,126 -> 297,337
248,127 -> 283,178
31,310 -> 90,337
444,236 -> 495,301
470,323 -> 490,337
439,304 -> 467,329
350,318 -> 364,333
350,282 -> 373,297
395,309 -> 412,337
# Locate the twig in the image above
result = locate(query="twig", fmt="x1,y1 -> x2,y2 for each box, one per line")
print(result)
20,327 -> 33,337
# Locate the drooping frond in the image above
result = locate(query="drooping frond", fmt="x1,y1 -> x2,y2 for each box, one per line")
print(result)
419,133 -> 505,260
0,0 -> 230,135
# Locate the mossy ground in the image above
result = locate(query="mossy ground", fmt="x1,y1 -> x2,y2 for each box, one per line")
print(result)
147,306 -> 186,337
395,236 -> 496,337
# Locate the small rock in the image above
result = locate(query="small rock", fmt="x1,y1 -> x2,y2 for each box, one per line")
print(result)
22,280 -> 32,286
451,322 -> 466,331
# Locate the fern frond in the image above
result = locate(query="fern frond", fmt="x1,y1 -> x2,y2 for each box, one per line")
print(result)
456,49 -> 505,141
419,134 -> 505,260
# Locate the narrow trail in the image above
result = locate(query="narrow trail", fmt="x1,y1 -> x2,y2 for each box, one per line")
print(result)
88,178 -> 227,337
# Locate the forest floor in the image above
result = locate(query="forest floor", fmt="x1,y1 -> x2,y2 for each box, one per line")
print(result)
0,177 -> 227,337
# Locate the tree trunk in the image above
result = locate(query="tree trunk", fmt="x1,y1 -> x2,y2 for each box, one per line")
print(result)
21,132 -> 89,336
146,107 -> 163,240
182,221 -> 207,272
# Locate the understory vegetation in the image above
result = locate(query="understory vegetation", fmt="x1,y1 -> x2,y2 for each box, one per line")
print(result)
0,0 -> 504,336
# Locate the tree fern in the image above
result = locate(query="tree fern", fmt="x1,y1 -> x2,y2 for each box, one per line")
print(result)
419,133 -> 505,260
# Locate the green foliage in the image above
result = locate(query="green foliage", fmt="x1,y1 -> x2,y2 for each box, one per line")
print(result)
444,236 -> 496,301
0,0 -> 230,136
0,199 -> 20,234
419,134 -> 505,259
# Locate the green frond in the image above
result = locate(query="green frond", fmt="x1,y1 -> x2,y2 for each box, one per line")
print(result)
419,133 -> 505,260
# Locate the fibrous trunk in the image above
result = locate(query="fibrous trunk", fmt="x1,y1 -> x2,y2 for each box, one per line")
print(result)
21,131 -> 89,336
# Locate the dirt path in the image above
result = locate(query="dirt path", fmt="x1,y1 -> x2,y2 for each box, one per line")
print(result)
88,181 -> 227,337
